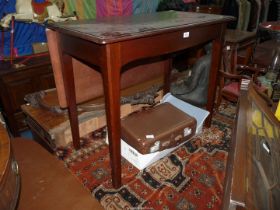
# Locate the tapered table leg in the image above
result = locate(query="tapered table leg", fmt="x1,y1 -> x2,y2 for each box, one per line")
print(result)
101,43 -> 122,188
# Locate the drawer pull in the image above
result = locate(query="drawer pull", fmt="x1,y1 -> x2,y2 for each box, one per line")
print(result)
262,142 -> 271,154
12,161 -> 19,175
0,112 -> 6,126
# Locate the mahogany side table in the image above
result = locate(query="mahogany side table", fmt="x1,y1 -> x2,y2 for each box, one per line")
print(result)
47,11 -> 233,188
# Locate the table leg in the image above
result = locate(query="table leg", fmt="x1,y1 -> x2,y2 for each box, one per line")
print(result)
243,45 -> 253,65
205,34 -> 224,127
61,54 -> 80,150
163,58 -> 173,95
101,44 -> 122,188
230,44 -> 238,73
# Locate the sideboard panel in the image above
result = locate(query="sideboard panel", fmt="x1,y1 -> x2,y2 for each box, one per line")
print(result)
0,56 -> 56,136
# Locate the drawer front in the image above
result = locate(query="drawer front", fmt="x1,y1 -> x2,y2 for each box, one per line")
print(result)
5,78 -> 34,113
2,65 -> 55,113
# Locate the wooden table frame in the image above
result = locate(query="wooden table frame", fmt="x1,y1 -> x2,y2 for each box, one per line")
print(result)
48,11 -> 233,188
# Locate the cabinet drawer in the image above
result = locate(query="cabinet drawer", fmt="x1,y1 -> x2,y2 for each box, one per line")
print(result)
1,65 -> 55,112
2,63 -> 53,82
0,57 -> 56,136
5,78 -> 34,112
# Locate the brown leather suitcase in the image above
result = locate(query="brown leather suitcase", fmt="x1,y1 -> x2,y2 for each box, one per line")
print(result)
121,102 -> 197,154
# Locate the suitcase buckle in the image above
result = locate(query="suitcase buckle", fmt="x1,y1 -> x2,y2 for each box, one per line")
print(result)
184,127 -> 192,136
150,141 -> 160,153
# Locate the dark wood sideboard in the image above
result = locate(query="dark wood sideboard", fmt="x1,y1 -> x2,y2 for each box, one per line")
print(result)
222,83 -> 280,210
0,56 -> 55,136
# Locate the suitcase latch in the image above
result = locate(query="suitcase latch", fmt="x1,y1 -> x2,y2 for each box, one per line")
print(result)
184,127 -> 192,137
150,141 -> 160,153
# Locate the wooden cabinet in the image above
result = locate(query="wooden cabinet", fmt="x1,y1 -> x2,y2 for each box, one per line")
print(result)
222,83 -> 280,210
0,56 -> 55,136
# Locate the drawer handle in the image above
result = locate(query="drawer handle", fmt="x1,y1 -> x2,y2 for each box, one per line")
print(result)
12,160 -> 19,175
0,112 -> 6,126
262,141 -> 271,155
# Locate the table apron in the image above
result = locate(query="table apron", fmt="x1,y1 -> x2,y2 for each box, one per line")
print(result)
120,23 -> 223,65
58,23 -> 224,69
59,34 -> 106,70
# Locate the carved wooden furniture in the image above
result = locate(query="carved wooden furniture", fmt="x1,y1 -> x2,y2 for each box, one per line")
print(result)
0,113 -> 20,210
47,11 -> 233,188
0,56 -> 55,136
222,83 -> 280,210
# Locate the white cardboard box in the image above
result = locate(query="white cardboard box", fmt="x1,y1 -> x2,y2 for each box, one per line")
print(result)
109,93 -> 209,170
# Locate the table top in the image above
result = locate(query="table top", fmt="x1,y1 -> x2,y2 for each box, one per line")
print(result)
47,11 -> 233,44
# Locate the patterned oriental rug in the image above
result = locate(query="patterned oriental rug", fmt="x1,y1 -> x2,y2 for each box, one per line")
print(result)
56,103 -> 236,210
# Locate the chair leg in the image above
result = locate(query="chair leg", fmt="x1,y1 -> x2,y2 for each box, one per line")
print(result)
216,89 -> 223,110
